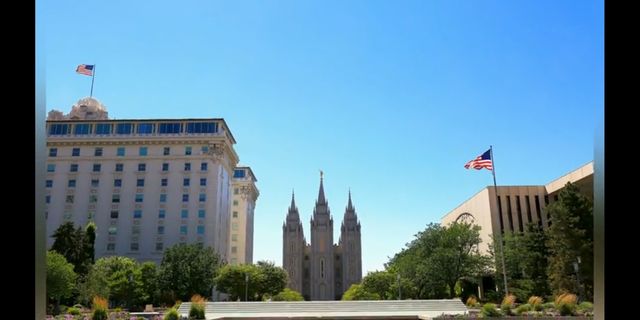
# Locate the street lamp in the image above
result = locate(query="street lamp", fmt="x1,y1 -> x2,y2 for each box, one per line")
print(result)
245,274 -> 249,302
573,257 -> 584,302
397,273 -> 401,300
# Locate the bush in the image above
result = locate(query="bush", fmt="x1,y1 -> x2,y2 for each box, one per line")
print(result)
578,301 -> 593,313
515,304 -> 531,315
165,308 -> 180,320
65,307 -> 81,315
555,293 -> 577,316
465,295 -> 478,307
500,294 -> 516,316
189,294 -> 206,319
481,303 -> 502,317
542,302 -> 555,310
92,308 -> 108,320
528,296 -> 543,311
482,291 -> 500,303
92,296 -> 109,320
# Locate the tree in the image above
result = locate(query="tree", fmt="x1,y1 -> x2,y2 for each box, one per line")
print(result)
76,264 -> 110,307
93,256 -> 144,308
341,284 -> 380,300
139,262 -> 159,305
255,261 -> 288,301
51,222 -> 95,277
546,182 -> 593,301
47,251 -> 77,313
361,271 -> 395,300
84,222 -> 96,264
271,288 -> 304,301
215,264 -> 261,301
158,243 -> 222,302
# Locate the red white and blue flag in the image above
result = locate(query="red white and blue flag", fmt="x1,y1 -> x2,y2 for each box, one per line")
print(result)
76,64 -> 94,76
464,149 -> 493,170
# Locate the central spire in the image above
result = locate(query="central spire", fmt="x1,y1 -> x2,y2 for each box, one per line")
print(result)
347,188 -> 354,211
317,170 -> 326,205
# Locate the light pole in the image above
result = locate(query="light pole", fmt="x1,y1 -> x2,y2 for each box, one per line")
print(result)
573,257 -> 584,302
245,274 -> 249,302
397,273 -> 401,300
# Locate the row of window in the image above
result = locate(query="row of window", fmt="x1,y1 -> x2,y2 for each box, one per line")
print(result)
48,146 -> 210,157
108,209 -> 207,219
48,121 -> 219,136
46,162 -> 208,173
53,192 -> 209,203
46,177 -> 208,188
106,224 -> 205,235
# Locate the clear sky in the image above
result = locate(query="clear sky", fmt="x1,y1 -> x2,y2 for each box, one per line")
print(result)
38,0 -> 603,274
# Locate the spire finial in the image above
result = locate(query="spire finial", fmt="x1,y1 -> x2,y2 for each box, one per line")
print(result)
347,188 -> 354,211
320,169 -> 323,181
317,170 -> 326,204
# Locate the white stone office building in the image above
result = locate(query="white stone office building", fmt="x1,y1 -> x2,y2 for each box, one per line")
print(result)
45,97 -> 257,264
228,167 -> 259,265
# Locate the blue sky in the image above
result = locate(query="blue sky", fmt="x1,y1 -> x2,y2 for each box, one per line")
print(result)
38,0 -> 603,274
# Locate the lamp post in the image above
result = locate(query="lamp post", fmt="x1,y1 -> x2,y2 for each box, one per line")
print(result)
573,257 -> 584,302
245,274 -> 249,302
397,273 -> 401,300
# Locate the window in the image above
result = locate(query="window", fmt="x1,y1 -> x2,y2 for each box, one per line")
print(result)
197,225 -> 205,235
66,195 -> 74,203
114,179 -> 122,187
74,124 -> 91,135
233,169 -> 245,178
45,195 -> 51,204
46,180 -> 53,188
136,123 -> 154,134
108,227 -> 117,235
231,246 -> 237,253
182,194 -> 189,202
94,147 -> 103,156
89,195 -> 97,203
92,164 -> 101,172
320,260 -> 325,279
110,211 -> 119,219
157,226 -> 165,234
139,146 -> 148,156
180,225 -> 188,235
186,122 -> 218,133
49,124 -> 69,135
116,123 -> 133,134
138,163 -> 146,171
185,146 -> 192,155
70,164 -> 78,172
155,242 -> 163,251
91,179 -> 99,187
161,178 -> 168,187
201,145 -> 209,154
158,210 -> 166,218
46,164 -> 55,172
200,178 -> 207,186
132,226 -> 140,235
130,243 -> 139,251
162,163 -> 169,171
163,147 -> 170,155
72,148 -> 80,156
116,147 -> 125,156
181,210 -> 188,218
159,123 -> 182,134
136,179 -> 145,187
232,222 -> 238,230
199,194 -> 206,202
134,210 -> 142,218
95,123 -> 112,135
198,209 -> 205,218
183,178 -> 190,186
49,148 -> 57,157
184,163 -> 191,171
115,163 -> 123,172
135,194 -> 144,203
232,234 -> 238,241
107,243 -> 115,251
201,162 -> 207,171
233,200 -> 238,206
68,180 -> 76,188
234,188 -> 239,195
232,211 -> 238,218
112,194 -> 120,203
160,194 -> 167,202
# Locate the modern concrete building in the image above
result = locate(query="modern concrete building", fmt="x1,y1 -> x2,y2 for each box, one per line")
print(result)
441,161 -> 593,255
45,97 -> 257,264
228,167 -> 259,265
283,173 -> 362,301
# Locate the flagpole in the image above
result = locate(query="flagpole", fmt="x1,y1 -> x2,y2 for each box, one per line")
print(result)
90,65 -> 96,98
490,145 -> 509,296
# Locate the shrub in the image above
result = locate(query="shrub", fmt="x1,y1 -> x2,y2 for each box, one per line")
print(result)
465,295 -> 478,307
578,301 -> 593,313
164,308 -> 180,320
500,294 -> 516,316
515,304 -> 531,315
542,301 -> 555,310
189,294 -> 206,319
481,303 -> 502,317
92,308 -> 108,320
65,307 -> 80,315
555,293 -> 578,316
528,296 -> 543,311
92,296 -> 109,320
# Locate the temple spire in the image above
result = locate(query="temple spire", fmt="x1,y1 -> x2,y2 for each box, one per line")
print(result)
290,189 -> 296,209
347,188 -> 354,211
317,170 -> 326,204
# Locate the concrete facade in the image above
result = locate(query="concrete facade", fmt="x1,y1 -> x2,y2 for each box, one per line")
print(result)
229,167 -> 259,265
283,175 -> 362,301
45,97 -> 257,264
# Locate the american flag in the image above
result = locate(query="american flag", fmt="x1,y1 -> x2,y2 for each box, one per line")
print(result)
464,149 -> 493,170
76,64 -> 94,76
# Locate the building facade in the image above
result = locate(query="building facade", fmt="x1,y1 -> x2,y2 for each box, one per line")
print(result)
45,97 -> 257,264
283,174 -> 362,301
228,167 -> 259,265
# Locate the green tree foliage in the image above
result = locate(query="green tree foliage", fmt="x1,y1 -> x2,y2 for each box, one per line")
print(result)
51,221 -> 96,276
271,288 -> 304,301
84,222 -> 96,264
341,284 -> 380,300
76,264 -> 110,306
215,264 -> 261,301
545,182 -> 593,300
93,256 -> 145,308
386,222 -> 490,299
139,262 -> 159,305
361,271 -> 395,300
255,261 -> 288,300
46,251 -> 77,312
158,243 -> 222,302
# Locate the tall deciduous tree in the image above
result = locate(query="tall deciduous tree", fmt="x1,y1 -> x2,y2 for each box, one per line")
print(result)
93,256 -> 144,308
214,264 -> 261,301
158,243 -> 222,302
255,261 -> 288,300
361,271 -> 395,300
546,182 -> 593,301
46,251 -> 77,312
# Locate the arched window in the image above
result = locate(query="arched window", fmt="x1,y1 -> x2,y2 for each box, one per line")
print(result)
320,259 -> 325,279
